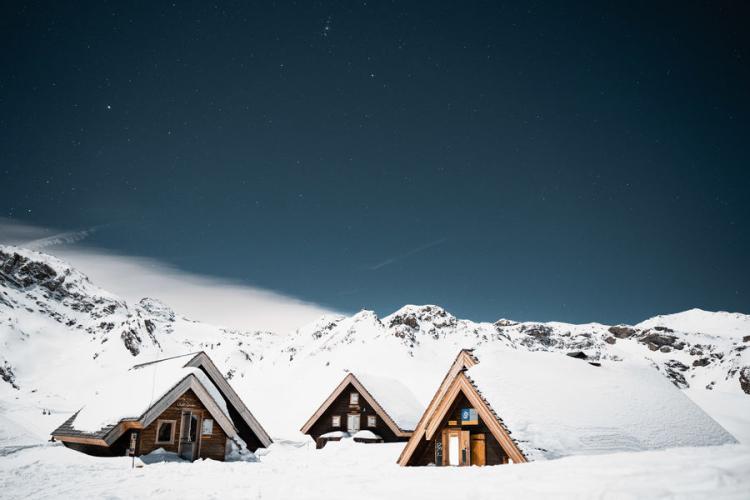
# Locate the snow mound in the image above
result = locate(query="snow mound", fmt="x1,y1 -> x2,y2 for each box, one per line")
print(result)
320,431 -> 348,439
352,430 -> 381,440
467,348 -> 737,460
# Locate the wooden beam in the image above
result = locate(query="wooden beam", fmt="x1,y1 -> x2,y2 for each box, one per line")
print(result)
52,435 -> 109,447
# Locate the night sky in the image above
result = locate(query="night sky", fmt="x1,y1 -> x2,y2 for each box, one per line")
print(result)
1,1 -> 748,324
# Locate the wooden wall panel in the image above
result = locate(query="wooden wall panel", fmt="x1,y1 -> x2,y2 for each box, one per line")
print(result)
305,382 -> 406,444
138,389 -> 228,461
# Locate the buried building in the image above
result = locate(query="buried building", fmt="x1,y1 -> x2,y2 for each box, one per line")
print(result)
398,348 -> 737,466
300,372 -> 424,448
52,352 -> 272,461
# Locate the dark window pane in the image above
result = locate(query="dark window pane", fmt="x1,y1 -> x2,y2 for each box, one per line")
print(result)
158,422 -> 173,442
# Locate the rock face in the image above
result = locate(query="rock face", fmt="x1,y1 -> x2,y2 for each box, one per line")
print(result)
740,367 -> 750,395
609,325 -> 636,338
0,360 -> 18,390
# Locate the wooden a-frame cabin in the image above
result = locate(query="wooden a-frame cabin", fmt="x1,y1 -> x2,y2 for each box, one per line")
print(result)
301,372 -> 423,449
397,349 -> 525,466
398,348 -> 737,467
52,352 -> 272,461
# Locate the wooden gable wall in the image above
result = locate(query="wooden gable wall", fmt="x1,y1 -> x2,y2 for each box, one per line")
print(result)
138,388 -> 229,461
409,390 -> 508,466
305,382 -> 406,444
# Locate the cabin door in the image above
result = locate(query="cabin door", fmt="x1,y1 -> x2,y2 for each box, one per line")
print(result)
347,414 -> 360,433
178,411 -> 200,461
443,429 -> 470,466
470,433 -> 486,466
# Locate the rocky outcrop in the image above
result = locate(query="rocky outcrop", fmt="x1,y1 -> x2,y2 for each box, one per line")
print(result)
639,332 -> 685,351
664,360 -> 690,389
740,367 -> 750,395
0,360 -> 19,389
608,325 -> 636,338
519,324 -> 556,347
0,249 -> 67,294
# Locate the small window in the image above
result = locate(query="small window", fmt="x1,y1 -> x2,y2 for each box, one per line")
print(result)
350,392 -> 359,405
155,420 -> 175,444
367,415 -> 377,427
202,418 -> 214,436
332,415 -> 341,427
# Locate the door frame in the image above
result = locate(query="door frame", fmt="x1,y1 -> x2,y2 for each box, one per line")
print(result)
177,410 -> 202,461
441,428 -> 470,466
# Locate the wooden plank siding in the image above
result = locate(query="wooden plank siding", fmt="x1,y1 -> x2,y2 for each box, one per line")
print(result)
410,391 -> 508,466
306,382 -> 408,447
138,389 -> 228,461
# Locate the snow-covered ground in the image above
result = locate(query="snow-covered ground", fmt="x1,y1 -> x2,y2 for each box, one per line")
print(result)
1,440 -> 749,500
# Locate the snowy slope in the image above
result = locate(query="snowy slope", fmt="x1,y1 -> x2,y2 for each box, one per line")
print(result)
1,245 -> 749,451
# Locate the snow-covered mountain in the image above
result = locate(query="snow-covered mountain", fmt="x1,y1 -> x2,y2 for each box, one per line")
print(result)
1,245 -> 749,443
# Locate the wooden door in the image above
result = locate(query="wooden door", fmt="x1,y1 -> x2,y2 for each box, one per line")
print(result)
178,411 -> 200,461
470,433 -> 486,466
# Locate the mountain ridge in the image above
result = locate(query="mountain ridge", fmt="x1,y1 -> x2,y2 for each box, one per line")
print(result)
1,244 -> 749,441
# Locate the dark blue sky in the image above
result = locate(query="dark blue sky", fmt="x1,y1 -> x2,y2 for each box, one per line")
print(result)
1,1 -> 748,324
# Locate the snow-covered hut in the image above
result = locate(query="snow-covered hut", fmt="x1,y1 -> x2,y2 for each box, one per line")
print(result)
398,348 -> 737,466
52,352 -> 272,461
300,372 -> 423,448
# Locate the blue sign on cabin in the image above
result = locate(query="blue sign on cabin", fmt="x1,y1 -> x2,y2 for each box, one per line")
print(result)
461,408 -> 478,425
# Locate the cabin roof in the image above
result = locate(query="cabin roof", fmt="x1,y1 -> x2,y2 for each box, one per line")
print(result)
464,349 -> 737,460
52,352 -> 272,448
354,373 -> 424,431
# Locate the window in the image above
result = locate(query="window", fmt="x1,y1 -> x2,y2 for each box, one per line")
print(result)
349,392 -> 359,405
332,415 -> 341,427
202,418 -> 214,436
155,420 -> 175,444
367,415 -> 377,427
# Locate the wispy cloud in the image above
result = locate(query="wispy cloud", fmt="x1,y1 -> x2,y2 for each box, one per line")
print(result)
0,218 -> 338,334
368,237 -> 447,270
24,225 -> 104,250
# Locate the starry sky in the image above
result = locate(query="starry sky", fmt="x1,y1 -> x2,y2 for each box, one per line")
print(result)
1,1 -> 748,324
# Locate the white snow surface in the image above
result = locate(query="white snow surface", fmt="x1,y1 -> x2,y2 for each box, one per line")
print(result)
636,308 -> 750,338
72,354 -> 229,433
355,373 -> 423,431
1,441 -> 749,500
467,349 -> 737,460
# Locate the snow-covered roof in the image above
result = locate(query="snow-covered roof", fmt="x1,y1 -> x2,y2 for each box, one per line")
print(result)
466,348 -> 737,460
71,353 -> 229,433
355,373 -> 423,431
